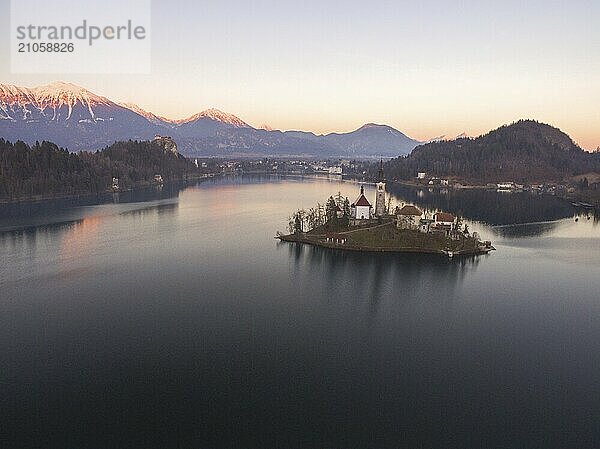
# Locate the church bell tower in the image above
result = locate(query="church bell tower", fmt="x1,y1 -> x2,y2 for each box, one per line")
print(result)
375,159 -> 386,217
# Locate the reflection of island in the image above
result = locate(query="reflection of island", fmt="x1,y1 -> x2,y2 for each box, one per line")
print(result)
279,240 -> 481,319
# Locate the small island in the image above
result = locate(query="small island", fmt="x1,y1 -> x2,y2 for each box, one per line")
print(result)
278,164 -> 494,258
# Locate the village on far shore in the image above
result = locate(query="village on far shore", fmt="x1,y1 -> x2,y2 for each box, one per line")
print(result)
278,162 -> 495,258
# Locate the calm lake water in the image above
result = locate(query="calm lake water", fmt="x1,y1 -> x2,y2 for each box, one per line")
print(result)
2,176 -> 600,448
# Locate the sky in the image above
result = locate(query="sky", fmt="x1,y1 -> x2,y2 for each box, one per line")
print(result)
1,0 -> 599,149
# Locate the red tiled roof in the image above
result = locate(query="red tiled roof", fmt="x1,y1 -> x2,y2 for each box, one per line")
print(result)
435,212 -> 455,223
354,194 -> 371,207
398,205 -> 422,216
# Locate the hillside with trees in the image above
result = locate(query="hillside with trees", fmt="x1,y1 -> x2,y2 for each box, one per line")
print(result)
0,139 -> 199,202
382,120 -> 600,183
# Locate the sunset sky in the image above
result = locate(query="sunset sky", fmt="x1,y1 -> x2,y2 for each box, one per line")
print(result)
1,0 -> 599,149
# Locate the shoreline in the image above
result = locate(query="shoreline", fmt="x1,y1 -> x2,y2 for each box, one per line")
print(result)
277,234 -> 494,258
0,174 -> 218,206
388,179 -> 599,208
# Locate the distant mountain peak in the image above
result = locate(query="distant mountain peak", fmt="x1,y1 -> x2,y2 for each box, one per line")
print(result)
31,81 -> 112,107
118,102 -> 174,125
427,135 -> 446,143
0,80 -> 114,122
357,123 -> 391,131
427,132 -> 471,143
38,80 -> 85,92
180,108 -> 249,127
354,123 -> 414,139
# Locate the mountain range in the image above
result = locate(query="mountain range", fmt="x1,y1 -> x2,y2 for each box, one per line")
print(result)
0,81 -> 420,158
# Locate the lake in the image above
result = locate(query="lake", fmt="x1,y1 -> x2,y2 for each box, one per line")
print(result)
2,176 -> 600,448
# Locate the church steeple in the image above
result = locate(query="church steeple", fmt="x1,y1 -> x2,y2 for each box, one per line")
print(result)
375,159 -> 386,217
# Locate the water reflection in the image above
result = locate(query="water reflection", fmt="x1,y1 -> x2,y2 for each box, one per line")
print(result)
118,201 -> 179,218
576,209 -> 600,225
2,175 -> 600,448
280,241 -> 481,324
0,182 -> 187,232
387,184 -> 575,227
59,215 -> 102,260
0,219 -> 83,249
492,220 -> 566,237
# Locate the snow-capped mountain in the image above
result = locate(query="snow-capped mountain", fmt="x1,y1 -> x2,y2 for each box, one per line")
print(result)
0,81 -> 421,156
0,81 -> 114,122
454,132 -> 471,140
173,108 -> 251,141
176,108 -> 249,127
426,132 -> 472,143
117,102 -> 174,126
0,81 -> 161,149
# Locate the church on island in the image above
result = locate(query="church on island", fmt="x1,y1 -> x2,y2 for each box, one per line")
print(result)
349,161 -> 387,225
349,162 -> 458,235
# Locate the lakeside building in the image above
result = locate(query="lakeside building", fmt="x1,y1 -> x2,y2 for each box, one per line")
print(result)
396,205 -> 423,230
497,182 -> 515,190
428,177 -> 449,186
432,212 -> 456,235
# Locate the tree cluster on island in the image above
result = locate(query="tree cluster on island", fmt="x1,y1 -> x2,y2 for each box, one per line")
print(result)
287,194 -> 350,234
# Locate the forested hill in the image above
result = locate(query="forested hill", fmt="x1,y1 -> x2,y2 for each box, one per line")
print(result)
383,120 -> 600,183
0,139 -> 198,202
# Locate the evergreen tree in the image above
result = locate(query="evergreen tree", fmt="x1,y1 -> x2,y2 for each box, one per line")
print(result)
325,196 -> 337,222
0,138 -> 199,201
294,214 -> 303,234
343,197 -> 351,217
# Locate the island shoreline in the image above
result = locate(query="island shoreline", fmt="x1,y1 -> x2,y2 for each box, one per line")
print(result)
277,233 -> 494,257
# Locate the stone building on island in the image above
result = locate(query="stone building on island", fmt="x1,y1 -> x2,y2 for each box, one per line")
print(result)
396,204 -> 423,230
